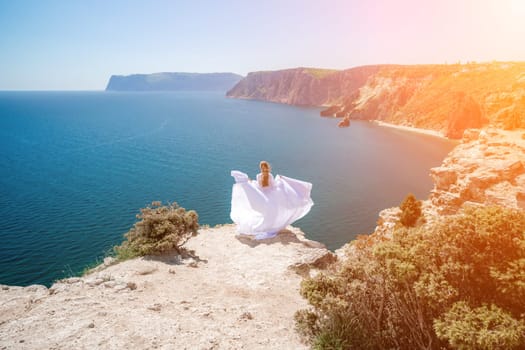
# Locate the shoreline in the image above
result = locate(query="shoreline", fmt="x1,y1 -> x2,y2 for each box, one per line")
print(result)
372,120 -> 447,139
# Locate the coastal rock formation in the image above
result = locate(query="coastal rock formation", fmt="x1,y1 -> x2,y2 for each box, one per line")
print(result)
429,128 -> 525,214
106,72 -> 243,92
0,225 -> 334,349
337,119 -> 350,128
343,64 -> 524,138
228,62 -> 525,138
226,66 -> 381,106
365,128 -> 525,241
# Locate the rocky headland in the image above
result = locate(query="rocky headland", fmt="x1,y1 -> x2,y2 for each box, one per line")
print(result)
227,62 -> 525,138
106,72 -> 243,92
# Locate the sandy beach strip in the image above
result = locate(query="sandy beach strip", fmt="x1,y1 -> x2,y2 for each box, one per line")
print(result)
373,120 -> 447,138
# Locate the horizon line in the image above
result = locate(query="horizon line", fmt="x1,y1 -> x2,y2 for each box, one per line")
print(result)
2,60 -> 524,91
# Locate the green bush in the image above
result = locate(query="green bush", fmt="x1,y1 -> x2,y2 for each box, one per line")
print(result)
434,301 -> 525,350
114,201 -> 199,260
296,205 -> 525,349
399,193 -> 422,227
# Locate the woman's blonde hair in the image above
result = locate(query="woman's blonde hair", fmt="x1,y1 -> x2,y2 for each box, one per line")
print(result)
259,161 -> 271,187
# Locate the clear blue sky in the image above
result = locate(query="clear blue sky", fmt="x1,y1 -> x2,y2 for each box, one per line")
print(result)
1,0 -> 524,90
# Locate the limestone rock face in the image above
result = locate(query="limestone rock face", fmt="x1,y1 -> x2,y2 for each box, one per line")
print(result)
355,128 -> 525,245
226,66 -> 381,106
429,128 -> 525,214
0,225 -> 334,350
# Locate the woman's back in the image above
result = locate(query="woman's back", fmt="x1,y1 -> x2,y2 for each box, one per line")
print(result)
259,161 -> 271,187
256,172 -> 274,188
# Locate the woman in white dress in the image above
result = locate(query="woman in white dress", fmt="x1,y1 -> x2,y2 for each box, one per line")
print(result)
230,161 -> 313,239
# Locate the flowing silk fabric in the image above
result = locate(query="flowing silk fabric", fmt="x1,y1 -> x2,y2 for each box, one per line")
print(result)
230,170 -> 313,235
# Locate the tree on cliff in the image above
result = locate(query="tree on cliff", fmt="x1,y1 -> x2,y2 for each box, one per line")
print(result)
295,205 -> 525,350
399,193 -> 422,227
114,201 -> 199,260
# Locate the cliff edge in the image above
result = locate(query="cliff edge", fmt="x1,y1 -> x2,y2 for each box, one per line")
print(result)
0,225 -> 334,349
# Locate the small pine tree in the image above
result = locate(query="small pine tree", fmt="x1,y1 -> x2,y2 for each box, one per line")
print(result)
399,193 -> 422,227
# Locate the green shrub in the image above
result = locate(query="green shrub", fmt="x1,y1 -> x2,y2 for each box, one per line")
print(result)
114,201 -> 199,260
434,301 -> 525,350
296,205 -> 525,349
399,193 -> 422,227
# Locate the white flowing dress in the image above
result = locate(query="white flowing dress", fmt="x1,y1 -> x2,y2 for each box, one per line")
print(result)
230,170 -> 313,238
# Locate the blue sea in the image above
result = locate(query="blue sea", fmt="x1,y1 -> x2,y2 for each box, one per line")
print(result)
0,91 -> 455,286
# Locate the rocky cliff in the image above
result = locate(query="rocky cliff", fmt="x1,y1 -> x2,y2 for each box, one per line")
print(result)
227,62 -> 525,138
368,128 -> 525,240
429,128 -> 525,214
226,66 -> 382,106
106,72 -> 243,92
0,225 -> 334,349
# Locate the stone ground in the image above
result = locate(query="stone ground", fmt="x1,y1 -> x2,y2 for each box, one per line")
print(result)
0,225 -> 334,350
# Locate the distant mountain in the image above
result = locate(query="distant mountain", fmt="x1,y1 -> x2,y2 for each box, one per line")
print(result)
105,72 -> 243,92
227,62 -> 525,138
